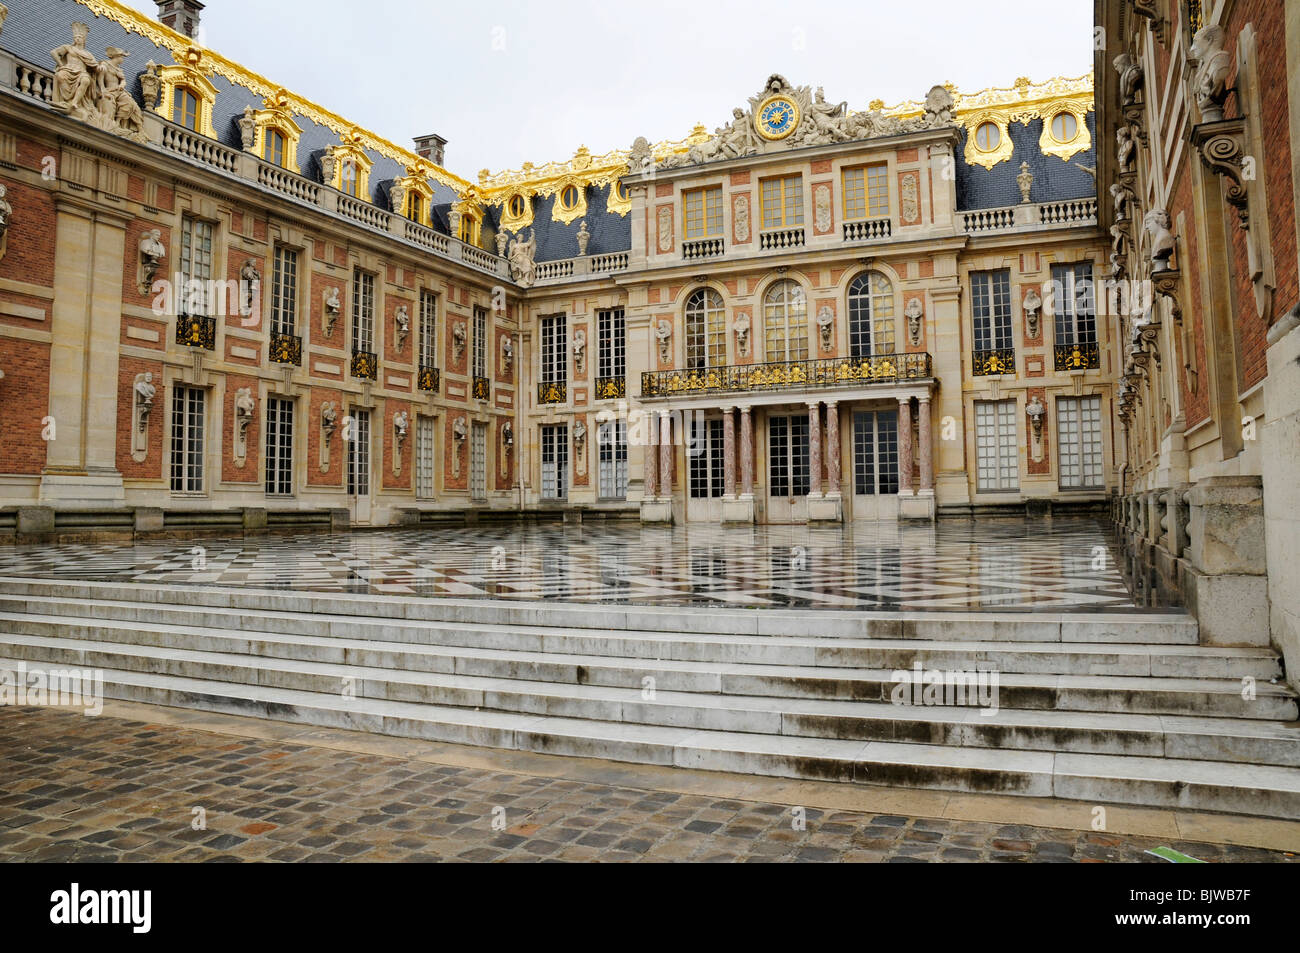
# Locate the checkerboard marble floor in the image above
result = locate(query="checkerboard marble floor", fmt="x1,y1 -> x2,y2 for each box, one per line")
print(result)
0,517 -> 1155,612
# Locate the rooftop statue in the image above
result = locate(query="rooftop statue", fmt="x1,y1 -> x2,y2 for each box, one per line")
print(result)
51,23 -> 148,143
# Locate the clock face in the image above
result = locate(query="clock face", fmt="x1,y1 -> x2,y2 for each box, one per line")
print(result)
756,95 -> 800,141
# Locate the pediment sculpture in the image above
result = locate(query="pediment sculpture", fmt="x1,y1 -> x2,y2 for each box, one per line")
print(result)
50,23 -> 148,144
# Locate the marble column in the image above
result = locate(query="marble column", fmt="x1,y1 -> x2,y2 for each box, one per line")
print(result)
658,411 -> 673,499
722,407 -> 736,498
808,402 -> 822,497
643,410 -> 658,499
918,395 -> 933,492
740,406 -> 754,497
825,401 -> 841,497
897,397 -> 913,494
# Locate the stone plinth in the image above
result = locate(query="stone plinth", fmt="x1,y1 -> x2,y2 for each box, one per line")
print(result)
721,496 -> 755,525
640,499 -> 673,524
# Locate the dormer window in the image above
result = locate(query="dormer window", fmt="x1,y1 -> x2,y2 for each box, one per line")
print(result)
174,87 -> 199,130
974,122 -> 1001,152
1049,112 -> 1078,143
266,128 -> 286,167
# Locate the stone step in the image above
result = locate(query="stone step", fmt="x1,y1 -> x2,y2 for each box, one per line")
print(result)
0,602 -> 1274,678
0,578 -> 1202,643
3,631 -> 1295,736
5,657 -> 1299,819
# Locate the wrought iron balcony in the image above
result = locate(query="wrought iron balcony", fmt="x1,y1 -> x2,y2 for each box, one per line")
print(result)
472,376 -> 491,400
640,352 -> 933,399
350,349 -> 378,380
1055,341 -> 1101,371
176,314 -> 216,350
538,380 -> 568,404
972,347 -> 1015,376
594,376 -> 626,400
418,364 -> 440,392
269,331 -> 302,365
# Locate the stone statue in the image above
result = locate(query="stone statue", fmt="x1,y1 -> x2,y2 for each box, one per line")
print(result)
1190,25 -> 1233,122
1111,221 -> 1133,263
452,321 -> 467,361
921,85 -> 957,128
0,183 -> 11,241
96,48 -> 146,142
389,180 -> 406,215
501,336 -> 514,375
1017,162 -> 1033,204
1113,53 -> 1144,107
234,387 -> 255,457
51,23 -> 98,122
1110,182 -> 1133,221
1023,288 -> 1043,338
1026,396 -> 1046,461
572,327 -> 587,374
734,195 -> 750,243
393,410 -> 409,444
717,107 -> 759,158
1143,208 -> 1176,272
507,228 -> 537,287
240,259 -> 261,317
904,298 -> 924,347
319,147 -> 337,186
1116,127 -> 1135,175
576,220 -> 590,256
323,286 -> 340,337
394,305 -> 410,349
495,228 -> 509,256
238,106 -> 256,150
655,319 -> 672,365
573,419 -> 587,454
733,313 -> 750,358
628,136 -> 655,174
816,306 -> 835,352
451,416 -> 467,477
321,402 -> 338,446
800,87 -> 849,145
135,372 -> 155,433
502,421 -> 514,450
139,229 -> 166,289
139,61 -> 161,109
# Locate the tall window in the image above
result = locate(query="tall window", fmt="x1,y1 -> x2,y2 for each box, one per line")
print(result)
419,290 -> 438,368
1052,262 -> 1096,348
415,415 -> 436,499
265,397 -> 294,495
472,306 -> 487,379
173,87 -> 199,131
853,410 -> 899,495
541,424 -> 568,500
847,272 -> 895,357
470,422 -> 487,500
683,186 -> 723,239
760,175 -> 803,229
684,288 -> 726,369
971,270 -> 1013,351
179,217 -> 214,318
339,159 -> 362,198
768,415 -> 811,497
975,399 -> 1018,492
688,417 -> 725,499
347,408 -> 370,496
407,192 -> 424,224
351,270 -> 375,353
170,386 -> 205,493
763,280 -> 808,362
270,246 -> 297,336
596,307 -> 625,383
842,164 -> 889,220
541,314 -> 567,387
598,418 -> 628,500
266,128 -> 286,167
1057,396 -> 1103,489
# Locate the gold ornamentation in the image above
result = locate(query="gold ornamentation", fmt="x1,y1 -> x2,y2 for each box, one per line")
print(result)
1038,103 -> 1091,162
755,94 -> 801,141
253,90 -> 302,169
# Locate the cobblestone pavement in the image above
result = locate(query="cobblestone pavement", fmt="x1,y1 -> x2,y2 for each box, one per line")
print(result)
0,706 -> 1292,863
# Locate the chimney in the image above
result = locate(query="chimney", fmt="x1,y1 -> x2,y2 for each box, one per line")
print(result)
156,0 -> 204,39
413,134 -> 447,167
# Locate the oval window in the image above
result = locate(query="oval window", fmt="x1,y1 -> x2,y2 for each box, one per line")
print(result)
561,185 -> 579,209
508,195 -> 525,218
974,122 -> 1001,152
1050,112 -> 1078,142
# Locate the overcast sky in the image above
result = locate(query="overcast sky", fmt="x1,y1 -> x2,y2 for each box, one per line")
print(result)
121,0 -> 1094,179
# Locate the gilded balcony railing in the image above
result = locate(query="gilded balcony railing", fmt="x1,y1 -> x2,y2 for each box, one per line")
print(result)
1054,341 -> 1101,371
176,314 -> 216,350
640,352 -> 933,398
972,347 -> 1015,376
593,376 -> 626,400
538,380 -> 568,404
350,349 -> 378,380
269,331 -> 302,365
472,375 -> 491,400
417,364 -> 440,392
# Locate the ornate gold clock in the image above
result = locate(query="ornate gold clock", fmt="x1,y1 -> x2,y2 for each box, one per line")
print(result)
755,94 -> 800,141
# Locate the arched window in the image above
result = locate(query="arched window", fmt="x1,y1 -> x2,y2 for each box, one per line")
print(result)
174,86 -> 200,130
763,279 -> 808,362
684,288 -> 726,369
847,272 -> 895,357
266,128 -> 286,167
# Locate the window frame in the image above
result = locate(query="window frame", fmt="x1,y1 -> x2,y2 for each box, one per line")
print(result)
169,385 -> 206,494
974,399 -> 1019,492
847,271 -> 895,357
760,174 -> 804,230
264,396 -> 295,496
763,279 -> 808,363
683,186 -> 723,239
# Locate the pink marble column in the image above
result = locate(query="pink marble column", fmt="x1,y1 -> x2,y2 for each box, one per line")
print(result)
825,401 -> 841,497
808,402 -> 822,496
722,407 -> 736,498
643,410 -> 658,499
897,397 -> 913,494
918,395 -> 933,492
740,406 -> 754,497
658,411 -> 673,499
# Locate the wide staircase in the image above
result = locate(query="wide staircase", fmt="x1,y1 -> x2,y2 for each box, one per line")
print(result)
1,576 -> 1298,819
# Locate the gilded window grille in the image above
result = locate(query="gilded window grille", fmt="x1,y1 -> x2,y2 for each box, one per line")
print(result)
417,365 -> 440,392
1054,342 -> 1100,371
269,331 -> 302,365
972,347 -> 1016,376
594,376 -> 626,400
176,314 -> 216,350
538,381 -> 568,404
350,349 -> 378,380
472,375 -> 491,400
